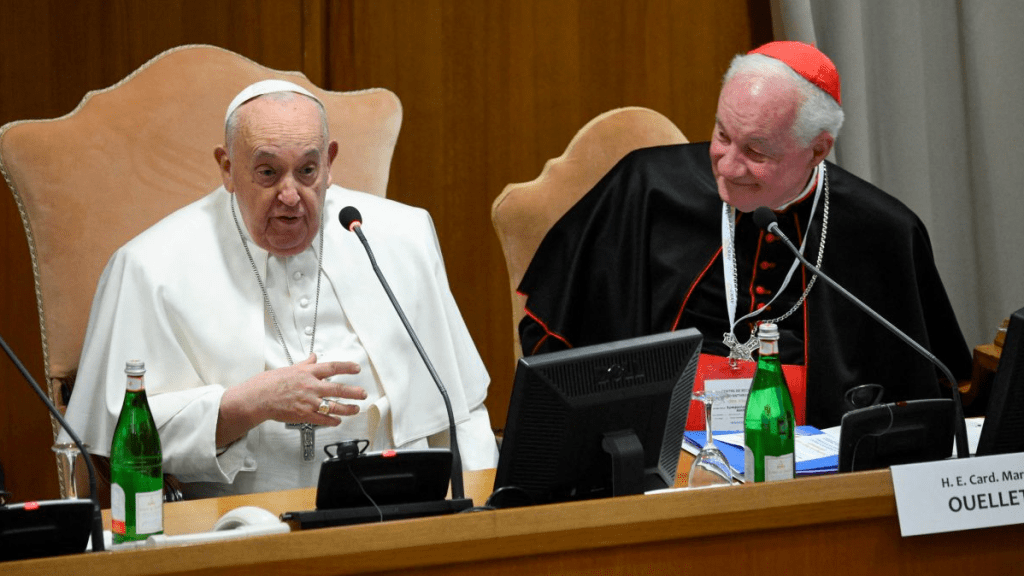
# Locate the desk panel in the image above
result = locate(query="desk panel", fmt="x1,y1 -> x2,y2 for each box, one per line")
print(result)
6,460 -> 1023,575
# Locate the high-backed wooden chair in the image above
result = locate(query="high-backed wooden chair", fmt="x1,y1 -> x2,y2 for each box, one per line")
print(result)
0,44 -> 402,498
491,107 -> 688,359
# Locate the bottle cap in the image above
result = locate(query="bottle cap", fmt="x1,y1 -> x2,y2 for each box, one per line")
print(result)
124,360 -> 146,376
757,322 -> 780,341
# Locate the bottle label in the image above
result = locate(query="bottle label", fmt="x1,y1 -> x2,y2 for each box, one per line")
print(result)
764,453 -> 795,482
742,447 -> 795,482
111,482 -> 126,535
135,489 -> 164,535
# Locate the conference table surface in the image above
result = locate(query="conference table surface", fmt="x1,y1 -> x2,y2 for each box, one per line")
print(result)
7,452 -> 1024,575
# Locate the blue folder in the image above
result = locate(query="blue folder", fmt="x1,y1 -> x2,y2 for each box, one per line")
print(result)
684,426 -> 839,477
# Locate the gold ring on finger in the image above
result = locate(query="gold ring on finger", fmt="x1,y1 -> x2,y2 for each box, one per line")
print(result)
317,398 -> 331,415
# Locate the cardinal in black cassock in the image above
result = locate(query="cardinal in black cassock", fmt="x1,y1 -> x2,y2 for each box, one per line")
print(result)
517,42 -> 971,429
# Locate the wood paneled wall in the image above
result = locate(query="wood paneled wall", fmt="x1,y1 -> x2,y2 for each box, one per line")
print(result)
0,0 -> 769,501
327,0 -> 771,432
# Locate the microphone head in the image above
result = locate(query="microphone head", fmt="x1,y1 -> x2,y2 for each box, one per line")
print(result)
339,206 -> 363,231
752,207 -> 778,231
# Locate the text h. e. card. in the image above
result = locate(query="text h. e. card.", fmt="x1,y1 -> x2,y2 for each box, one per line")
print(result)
891,452 -> 1024,536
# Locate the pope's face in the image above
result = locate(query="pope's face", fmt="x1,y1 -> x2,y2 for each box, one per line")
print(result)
709,74 -> 819,213
216,95 -> 337,257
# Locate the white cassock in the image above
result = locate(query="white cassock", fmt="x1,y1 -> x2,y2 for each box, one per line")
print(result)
60,185 -> 498,498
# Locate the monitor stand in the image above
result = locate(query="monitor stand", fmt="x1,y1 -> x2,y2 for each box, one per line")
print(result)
602,430 -> 646,497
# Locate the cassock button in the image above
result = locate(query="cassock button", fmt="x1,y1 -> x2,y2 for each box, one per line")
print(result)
760,261 -> 776,270
765,233 -> 776,243
304,326 -> 314,335
755,286 -> 770,295
299,297 -> 310,308
756,303 -> 767,310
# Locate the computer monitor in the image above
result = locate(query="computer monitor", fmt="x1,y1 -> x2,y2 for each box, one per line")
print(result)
976,306 -> 1024,456
493,329 -> 701,505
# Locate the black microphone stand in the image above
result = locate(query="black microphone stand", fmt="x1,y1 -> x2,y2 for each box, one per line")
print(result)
1,334 -> 105,552
752,207 -> 970,458
342,213 -> 466,501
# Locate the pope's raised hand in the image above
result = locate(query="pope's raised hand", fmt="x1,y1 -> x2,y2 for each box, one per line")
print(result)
216,353 -> 367,447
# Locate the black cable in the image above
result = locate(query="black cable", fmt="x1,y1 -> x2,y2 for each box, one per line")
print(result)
346,462 -> 383,523
849,404 -> 896,472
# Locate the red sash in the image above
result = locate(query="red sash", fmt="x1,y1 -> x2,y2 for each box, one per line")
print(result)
686,353 -> 806,431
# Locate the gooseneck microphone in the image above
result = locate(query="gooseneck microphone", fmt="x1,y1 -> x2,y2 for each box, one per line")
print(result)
1,333 -> 105,552
339,206 -> 466,500
751,207 -> 970,459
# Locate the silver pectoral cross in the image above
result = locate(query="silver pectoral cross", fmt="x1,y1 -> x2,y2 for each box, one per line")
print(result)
723,331 -> 759,369
286,423 -> 321,462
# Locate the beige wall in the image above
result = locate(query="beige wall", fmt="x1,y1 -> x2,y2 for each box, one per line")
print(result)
0,0 -> 770,501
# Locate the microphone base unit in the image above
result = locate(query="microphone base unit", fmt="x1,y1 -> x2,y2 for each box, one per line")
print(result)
1,333 -> 106,553
315,447 -> 455,510
0,499 -> 93,561
282,498 -> 474,529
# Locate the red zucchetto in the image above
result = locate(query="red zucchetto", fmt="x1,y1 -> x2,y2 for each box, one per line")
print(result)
749,41 -> 841,105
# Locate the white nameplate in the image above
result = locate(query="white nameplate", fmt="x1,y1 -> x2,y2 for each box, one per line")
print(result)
890,452 -> 1024,536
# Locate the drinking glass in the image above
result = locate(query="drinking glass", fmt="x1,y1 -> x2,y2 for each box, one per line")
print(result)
687,390 -> 735,489
52,441 -> 85,499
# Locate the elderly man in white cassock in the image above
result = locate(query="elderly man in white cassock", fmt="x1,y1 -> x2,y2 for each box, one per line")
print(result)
60,80 -> 499,498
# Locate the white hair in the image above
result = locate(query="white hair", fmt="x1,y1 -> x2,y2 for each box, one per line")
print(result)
723,53 -> 845,147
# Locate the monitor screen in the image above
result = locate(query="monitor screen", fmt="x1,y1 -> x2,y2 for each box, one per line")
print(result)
493,329 -> 701,505
976,306 -> 1024,456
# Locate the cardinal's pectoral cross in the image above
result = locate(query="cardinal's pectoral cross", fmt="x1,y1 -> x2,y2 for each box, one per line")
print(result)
723,331 -> 759,369
286,423 -> 320,462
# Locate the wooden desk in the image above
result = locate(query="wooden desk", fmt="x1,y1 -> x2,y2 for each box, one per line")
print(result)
6,455 -> 1024,575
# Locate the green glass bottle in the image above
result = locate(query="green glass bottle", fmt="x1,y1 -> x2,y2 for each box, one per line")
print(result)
110,360 -> 163,544
742,323 -> 796,483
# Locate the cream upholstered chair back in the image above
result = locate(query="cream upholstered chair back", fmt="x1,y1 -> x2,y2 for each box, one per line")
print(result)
491,107 -> 687,358
0,45 -> 401,471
